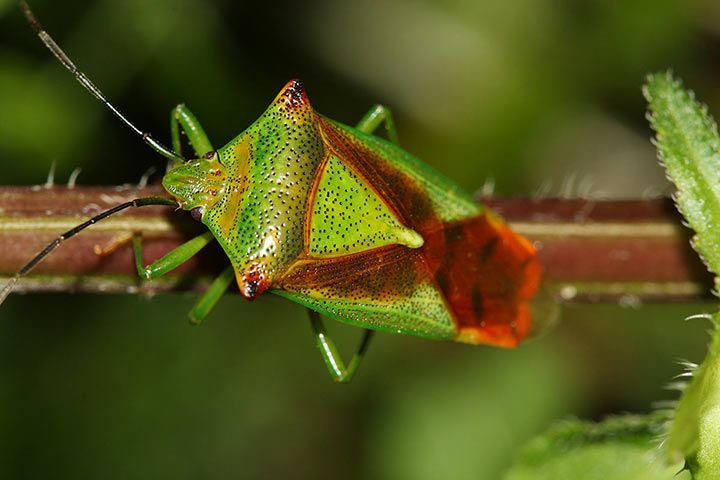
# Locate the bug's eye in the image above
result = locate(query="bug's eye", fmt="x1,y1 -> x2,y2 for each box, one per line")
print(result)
202,151 -> 216,160
190,207 -> 204,222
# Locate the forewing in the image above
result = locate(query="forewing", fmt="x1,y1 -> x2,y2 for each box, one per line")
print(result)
275,117 -> 541,347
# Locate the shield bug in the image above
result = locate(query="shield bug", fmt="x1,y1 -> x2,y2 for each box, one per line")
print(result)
2,2 -> 542,382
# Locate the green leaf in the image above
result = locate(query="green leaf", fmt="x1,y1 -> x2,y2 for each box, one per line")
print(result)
504,414 -> 686,480
644,71 -> 720,283
645,73 -> 720,479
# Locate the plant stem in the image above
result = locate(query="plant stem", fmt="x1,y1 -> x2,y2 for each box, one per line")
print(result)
0,186 -> 711,303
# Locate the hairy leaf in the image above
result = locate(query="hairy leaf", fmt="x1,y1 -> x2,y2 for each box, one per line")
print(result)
645,72 -> 720,479
644,71 -> 720,284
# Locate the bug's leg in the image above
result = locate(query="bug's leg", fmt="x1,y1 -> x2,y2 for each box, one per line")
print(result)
188,266 -> 234,325
305,103 -> 391,381
307,309 -> 374,383
170,104 -> 214,160
133,234 -> 232,325
355,104 -> 399,145
132,231 -> 214,280
94,232 -> 134,256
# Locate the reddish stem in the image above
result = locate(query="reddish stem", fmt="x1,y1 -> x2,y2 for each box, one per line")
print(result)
0,186 -> 711,303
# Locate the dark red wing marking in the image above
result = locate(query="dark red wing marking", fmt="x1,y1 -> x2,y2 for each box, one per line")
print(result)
423,213 -> 540,346
279,245 -> 426,302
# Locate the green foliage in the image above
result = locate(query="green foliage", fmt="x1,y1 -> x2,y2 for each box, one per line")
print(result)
506,72 -> 720,479
644,72 -> 720,282
644,73 -> 720,478
505,414 -> 686,480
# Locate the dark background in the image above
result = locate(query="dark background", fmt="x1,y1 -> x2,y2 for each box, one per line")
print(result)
0,0 -> 717,478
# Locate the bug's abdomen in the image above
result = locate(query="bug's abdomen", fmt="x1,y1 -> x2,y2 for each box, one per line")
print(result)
422,213 -> 540,347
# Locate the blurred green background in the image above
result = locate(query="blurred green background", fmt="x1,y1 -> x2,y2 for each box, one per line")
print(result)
0,0 -> 718,478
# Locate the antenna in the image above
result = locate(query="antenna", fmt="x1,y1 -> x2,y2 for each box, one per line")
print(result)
20,2 -> 184,163
0,197 -> 177,306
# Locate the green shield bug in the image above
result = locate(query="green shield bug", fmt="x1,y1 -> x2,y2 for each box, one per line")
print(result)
2,2 -> 541,382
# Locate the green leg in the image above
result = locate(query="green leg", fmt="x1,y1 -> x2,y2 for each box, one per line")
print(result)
170,104 -> 214,160
188,266 -> 234,325
303,102 -> 392,381
132,231 -> 214,280
308,309 -> 374,383
356,104 -> 399,145
133,233 -> 231,325
306,101 -> 392,379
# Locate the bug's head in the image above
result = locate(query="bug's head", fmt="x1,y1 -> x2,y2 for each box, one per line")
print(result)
162,151 -> 227,221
